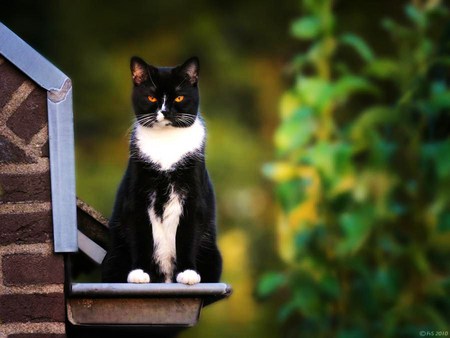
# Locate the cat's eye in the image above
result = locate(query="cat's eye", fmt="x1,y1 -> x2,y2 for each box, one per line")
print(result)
175,96 -> 184,103
148,96 -> 157,102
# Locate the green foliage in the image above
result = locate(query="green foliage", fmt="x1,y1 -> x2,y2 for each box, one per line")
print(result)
262,0 -> 450,337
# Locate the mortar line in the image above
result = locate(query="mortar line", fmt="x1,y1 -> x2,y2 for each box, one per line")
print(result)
0,80 -> 35,124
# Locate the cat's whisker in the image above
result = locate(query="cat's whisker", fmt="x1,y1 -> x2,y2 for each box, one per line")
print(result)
175,116 -> 196,127
137,114 -> 156,123
173,113 -> 196,125
136,114 -> 157,128
176,114 -> 195,120
127,117 -> 143,136
139,118 -> 156,126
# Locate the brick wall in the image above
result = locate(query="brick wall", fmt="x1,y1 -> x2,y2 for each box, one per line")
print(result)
0,55 -> 66,338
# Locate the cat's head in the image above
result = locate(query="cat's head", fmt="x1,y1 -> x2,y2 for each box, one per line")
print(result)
130,56 -> 200,129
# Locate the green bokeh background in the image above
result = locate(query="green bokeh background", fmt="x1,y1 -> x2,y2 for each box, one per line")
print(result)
1,1 -> 449,337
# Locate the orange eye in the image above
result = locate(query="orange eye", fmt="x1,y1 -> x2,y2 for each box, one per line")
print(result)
148,96 -> 157,102
175,95 -> 184,102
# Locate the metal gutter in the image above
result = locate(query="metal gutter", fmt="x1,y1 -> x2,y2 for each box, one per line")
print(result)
68,283 -> 232,326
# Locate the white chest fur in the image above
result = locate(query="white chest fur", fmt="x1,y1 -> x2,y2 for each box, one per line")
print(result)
135,117 -> 205,170
148,186 -> 184,283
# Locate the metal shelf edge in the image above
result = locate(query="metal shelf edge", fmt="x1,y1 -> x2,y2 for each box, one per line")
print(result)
70,283 -> 232,298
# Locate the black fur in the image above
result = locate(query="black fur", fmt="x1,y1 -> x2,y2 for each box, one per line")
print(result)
101,57 -> 222,283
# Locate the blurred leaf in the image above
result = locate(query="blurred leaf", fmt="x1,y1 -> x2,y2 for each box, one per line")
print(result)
306,38 -> 338,65
290,283 -> 321,315
350,106 -> 396,150
374,267 -> 399,299
378,235 -> 403,256
328,174 -> 356,197
304,141 -> 335,177
292,54 -> 310,71
279,91 -> 301,120
304,141 -> 352,180
294,228 -> 313,255
320,273 -> 340,298
431,80 -> 447,95
438,212 -> 450,232
372,134 -> 397,166
381,18 -> 408,36
381,17 -> 396,31
303,0 -> 328,12
258,272 -> 287,298
332,75 -> 379,101
412,248 -> 430,274
364,58 -> 398,79
262,162 -> 297,182
405,4 -> 426,28
278,298 -> 299,322
276,179 -> 309,213
429,90 -> 450,112
291,16 -> 322,40
296,77 -> 333,110
340,33 -> 375,62
275,107 -> 317,154
422,140 -> 450,179
338,208 -> 374,255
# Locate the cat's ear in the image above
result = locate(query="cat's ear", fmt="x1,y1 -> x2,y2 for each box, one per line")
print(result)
130,56 -> 149,86
178,57 -> 199,85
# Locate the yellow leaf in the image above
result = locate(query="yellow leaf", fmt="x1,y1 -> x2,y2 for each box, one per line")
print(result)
279,92 -> 301,120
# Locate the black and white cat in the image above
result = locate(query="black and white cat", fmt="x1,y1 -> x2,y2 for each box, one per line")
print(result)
101,56 -> 222,285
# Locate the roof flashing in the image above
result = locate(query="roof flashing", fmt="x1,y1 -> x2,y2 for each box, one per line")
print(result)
0,22 -> 69,92
0,22 -> 78,253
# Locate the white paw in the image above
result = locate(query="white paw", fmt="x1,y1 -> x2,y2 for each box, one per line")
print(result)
127,269 -> 150,283
176,270 -> 201,285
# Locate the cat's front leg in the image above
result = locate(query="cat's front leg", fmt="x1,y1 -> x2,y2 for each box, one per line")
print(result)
175,217 -> 201,285
127,211 -> 154,284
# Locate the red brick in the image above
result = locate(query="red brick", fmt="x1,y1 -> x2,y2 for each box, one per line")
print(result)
0,60 -> 29,111
0,210 -> 52,245
8,335 -> 65,338
0,293 -> 65,323
0,135 -> 34,164
0,172 -> 51,202
7,87 -> 47,143
2,253 -> 64,286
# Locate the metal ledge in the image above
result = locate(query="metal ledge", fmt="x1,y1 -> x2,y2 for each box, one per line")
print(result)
70,283 -> 232,298
67,283 -> 232,326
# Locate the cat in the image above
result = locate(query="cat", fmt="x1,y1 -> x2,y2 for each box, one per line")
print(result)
101,56 -> 222,285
